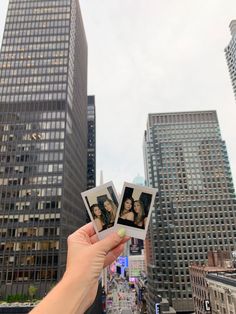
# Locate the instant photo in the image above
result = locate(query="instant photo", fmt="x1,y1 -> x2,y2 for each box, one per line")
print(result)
115,182 -> 157,240
81,181 -> 119,239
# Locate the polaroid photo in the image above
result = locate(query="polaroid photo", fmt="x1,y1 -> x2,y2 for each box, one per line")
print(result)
115,182 -> 157,240
81,181 -> 119,239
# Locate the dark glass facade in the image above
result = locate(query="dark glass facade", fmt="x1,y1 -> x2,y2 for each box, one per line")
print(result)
143,111 -> 236,313
87,95 -> 96,189
0,0 -> 88,297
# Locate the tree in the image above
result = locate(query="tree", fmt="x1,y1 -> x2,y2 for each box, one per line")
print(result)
28,285 -> 38,300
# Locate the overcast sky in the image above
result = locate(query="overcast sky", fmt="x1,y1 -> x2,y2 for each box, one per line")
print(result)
0,0 -> 236,193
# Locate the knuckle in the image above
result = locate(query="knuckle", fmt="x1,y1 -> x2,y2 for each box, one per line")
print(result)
67,234 -> 73,244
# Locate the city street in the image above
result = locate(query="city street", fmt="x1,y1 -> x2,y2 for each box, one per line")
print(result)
106,277 -> 140,314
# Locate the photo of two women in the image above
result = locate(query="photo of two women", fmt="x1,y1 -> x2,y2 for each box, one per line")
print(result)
86,185 -> 119,232
117,186 -> 153,230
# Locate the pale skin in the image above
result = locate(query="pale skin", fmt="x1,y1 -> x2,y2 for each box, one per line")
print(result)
120,199 -> 134,221
30,223 -> 129,314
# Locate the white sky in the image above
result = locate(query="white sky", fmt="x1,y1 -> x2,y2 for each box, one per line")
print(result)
0,0 -> 236,193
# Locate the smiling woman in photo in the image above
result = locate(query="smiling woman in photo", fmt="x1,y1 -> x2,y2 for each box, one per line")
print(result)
118,196 -> 134,224
104,198 -> 117,227
133,200 -> 146,229
90,204 -> 106,232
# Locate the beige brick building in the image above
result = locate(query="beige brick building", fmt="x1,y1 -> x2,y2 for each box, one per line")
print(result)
189,251 -> 235,314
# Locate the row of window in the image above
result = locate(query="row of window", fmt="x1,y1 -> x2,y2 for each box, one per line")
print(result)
0,66 -> 68,78
3,35 -> 69,45
157,139 -> 223,148
5,19 -> 70,31
155,135 -> 220,142
0,92 -> 67,102
0,111 -> 66,121
150,112 -> 217,124
0,240 -> 59,251
1,269 -> 58,282
0,175 -> 63,186
0,152 -> 64,163
0,74 -> 67,84
0,227 -> 59,238
0,255 -> 59,267
1,187 -> 62,198
1,131 -> 64,142
0,164 -> 63,176
0,58 -> 68,68
0,83 -> 67,94
7,13 -> 71,23
8,6 -> 70,16
1,49 -> 68,60
0,200 -> 61,212
1,122 -> 65,133
9,0 -> 69,9
2,42 -> 69,52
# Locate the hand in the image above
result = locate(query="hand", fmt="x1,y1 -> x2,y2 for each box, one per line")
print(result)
64,222 -> 129,308
30,223 -> 129,314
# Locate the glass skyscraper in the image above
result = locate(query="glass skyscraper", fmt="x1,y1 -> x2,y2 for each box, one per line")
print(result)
225,20 -> 236,101
143,111 -> 236,313
0,0 -> 88,297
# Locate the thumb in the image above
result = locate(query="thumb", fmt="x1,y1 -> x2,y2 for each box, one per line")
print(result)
94,228 -> 126,253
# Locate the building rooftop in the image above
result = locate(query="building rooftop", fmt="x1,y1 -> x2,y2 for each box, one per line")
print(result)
206,271 -> 236,288
189,264 -> 236,273
229,20 -> 236,36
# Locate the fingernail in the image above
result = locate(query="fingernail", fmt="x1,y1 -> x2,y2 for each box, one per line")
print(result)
117,228 -> 126,238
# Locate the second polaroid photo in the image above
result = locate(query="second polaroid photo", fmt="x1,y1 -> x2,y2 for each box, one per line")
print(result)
81,181 -> 119,239
115,182 -> 158,239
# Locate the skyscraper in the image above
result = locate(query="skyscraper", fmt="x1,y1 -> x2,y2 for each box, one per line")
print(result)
0,0 -> 88,297
143,111 -> 236,313
225,20 -> 236,101
87,95 -> 96,189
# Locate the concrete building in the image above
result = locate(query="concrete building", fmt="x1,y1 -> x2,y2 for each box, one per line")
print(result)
0,0 -> 88,298
189,250 -> 235,314
206,271 -> 236,314
225,20 -> 236,101
143,111 -> 236,313
128,254 -> 145,278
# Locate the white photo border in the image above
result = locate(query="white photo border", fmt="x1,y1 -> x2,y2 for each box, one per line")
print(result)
114,182 -> 158,240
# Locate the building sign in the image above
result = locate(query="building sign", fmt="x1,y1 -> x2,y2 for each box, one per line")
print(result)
116,256 -> 128,277
130,244 -> 141,255
130,238 -> 144,255
117,256 -> 128,268
155,303 -> 160,314
204,300 -> 211,311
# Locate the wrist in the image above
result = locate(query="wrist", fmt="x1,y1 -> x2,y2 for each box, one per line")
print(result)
61,274 -> 93,313
30,275 -> 91,314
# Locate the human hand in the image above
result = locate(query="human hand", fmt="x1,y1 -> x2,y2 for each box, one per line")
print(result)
63,223 -> 129,311
30,223 -> 129,314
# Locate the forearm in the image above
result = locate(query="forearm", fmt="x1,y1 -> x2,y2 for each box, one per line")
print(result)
30,276 -> 92,314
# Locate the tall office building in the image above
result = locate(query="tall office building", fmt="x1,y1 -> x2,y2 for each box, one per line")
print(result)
87,95 -> 96,189
143,111 -> 236,313
0,0 -> 88,297
225,20 -> 236,101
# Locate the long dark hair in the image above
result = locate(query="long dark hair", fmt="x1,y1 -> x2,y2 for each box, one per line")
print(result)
90,204 -> 105,223
120,196 -> 134,216
134,200 -> 145,225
